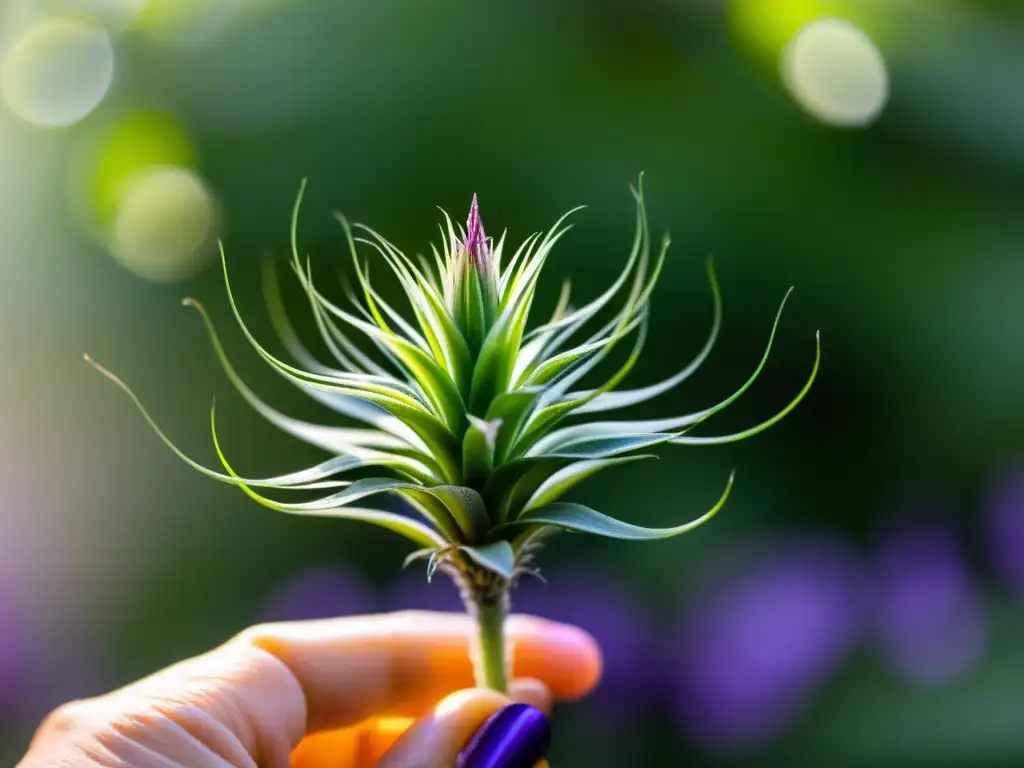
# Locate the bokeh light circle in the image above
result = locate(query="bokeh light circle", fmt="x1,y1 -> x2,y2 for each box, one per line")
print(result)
781,18 -> 889,128
112,167 -> 217,282
72,108 -> 199,232
0,17 -> 115,128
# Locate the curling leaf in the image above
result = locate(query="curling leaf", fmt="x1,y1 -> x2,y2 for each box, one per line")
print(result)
502,471 -> 734,540
523,454 -> 655,512
212,426 -> 448,549
84,355 -> 416,489
571,257 -> 722,413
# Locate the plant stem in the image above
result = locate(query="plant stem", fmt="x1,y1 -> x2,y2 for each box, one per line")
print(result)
473,594 -> 509,693
457,567 -> 511,694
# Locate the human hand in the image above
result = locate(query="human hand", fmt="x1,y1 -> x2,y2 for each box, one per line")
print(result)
16,611 -> 602,768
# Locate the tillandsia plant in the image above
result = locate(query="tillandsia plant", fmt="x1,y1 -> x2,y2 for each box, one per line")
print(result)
86,177 -> 819,694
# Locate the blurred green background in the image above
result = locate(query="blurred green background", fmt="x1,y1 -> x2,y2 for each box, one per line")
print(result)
3,0 -> 1024,764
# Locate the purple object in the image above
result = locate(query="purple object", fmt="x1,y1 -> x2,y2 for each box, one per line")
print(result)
259,564 -> 376,623
458,703 -> 551,768
511,568 -> 658,717
873,513 -> 986,686
983,463 -> 1024,594
670,535 -> 865,750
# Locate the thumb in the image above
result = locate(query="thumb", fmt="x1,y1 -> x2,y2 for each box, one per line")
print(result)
376,685 -> 552,768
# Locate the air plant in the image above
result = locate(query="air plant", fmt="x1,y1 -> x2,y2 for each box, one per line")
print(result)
86,178 -> 819,693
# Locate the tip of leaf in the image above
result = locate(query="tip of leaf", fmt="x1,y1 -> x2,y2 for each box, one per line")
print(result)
182,298 -> 212,322
630,173 -> 647,201
402,548 -> 435,570
84,354 -> 132,395
84,353 -> 110,377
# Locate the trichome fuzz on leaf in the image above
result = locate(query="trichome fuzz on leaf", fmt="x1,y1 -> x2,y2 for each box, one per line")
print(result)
86,176 -> 819,611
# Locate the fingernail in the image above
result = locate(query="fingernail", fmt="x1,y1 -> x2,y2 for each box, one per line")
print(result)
458,703 -> 551,768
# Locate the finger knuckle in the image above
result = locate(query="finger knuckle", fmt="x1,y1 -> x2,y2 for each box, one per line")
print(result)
36,699 -> 95,740
232,621 -> 275,648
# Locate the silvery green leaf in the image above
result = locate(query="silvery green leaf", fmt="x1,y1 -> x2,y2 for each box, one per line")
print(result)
480,456 -> 569,519
485,389 -> 541,465
351,223 -> 473,396
309,279 -> 468,430
529,431 -> 678,459
526,290 -> 814,460
571,257 -> 722,413
516,308 -> 645,391
210,264 -> 464,480
468,214 -> 579,415
510,315 -> 649,458
498,231 -> 543,301
462,416 -> 502,489
349,252 -> 433,354
523,454 -> 655,512
212,439 -> 448,549
84,356 -> 429,488
510,278 -> 572,384
287,204 -> 468,430
184,298 -> 436,470
222,249 -> 431,409
460,541 -> 516,580
520,226 -> 639,355
672,331 -> 821,444
517,181 -> 649,371
411,485 -> 490,541
468,284 -> 533,415
502,471 -> 734,541
207,415 -> 464,543
481,432 -> 676,520
425,550 -> 443,582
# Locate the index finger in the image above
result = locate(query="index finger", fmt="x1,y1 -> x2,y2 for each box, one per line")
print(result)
239,611 -> 602,734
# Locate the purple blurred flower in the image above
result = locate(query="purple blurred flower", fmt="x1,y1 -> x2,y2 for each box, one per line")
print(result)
670,535 -> 864,751
983,463 -> 1024,593
873,513 -> 986,686
0,573 -> 113,723
512,568 -> 659,717
259,564 -> 376,623
0,595 -> 28,716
